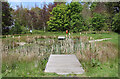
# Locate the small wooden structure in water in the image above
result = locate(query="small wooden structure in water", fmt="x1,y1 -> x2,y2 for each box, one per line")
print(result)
58,36 -> 65,40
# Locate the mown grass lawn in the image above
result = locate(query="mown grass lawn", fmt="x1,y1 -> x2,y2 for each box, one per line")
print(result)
2,32 -> 119,77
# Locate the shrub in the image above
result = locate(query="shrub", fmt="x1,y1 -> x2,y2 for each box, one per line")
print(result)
112,12 -> 120,33
91,13 -> 106,31
10,22 -> 28,34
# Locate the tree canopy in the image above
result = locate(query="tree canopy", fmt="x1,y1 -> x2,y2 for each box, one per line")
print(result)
47,2 -> 88,32
2,2 -> 120,34
2,2 -> 13,35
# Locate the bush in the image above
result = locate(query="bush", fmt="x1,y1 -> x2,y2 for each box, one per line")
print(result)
91,13 -> 106,31
10,22 -> 28,34
112,12 -> 120,33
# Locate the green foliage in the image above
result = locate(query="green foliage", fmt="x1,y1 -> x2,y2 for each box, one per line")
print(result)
90,2 -> 97,11
112,12 -> 120,33
81,58 -> 118,77
47,2 -> 86,32
2,2 -> 120,34
47,4 -> 68,31
2,2 -> 13,35
68,2 -> 86,32
105,2 -> 120,33
10,22 -> 28,34
91,13 -> 106,31
10,22 -> 21,34
105,2 -> 120,15
0,74 -> 2,79
91,58 -> 101,67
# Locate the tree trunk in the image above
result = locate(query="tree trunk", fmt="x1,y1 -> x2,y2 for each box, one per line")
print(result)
43,22 -> 46,32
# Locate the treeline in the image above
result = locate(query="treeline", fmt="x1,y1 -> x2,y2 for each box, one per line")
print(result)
2,2 -> 60,34
48,2 -> 120,33
2,2 -> 120,35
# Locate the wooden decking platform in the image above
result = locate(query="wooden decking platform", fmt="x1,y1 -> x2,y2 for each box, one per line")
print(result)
45,54 -> 84,75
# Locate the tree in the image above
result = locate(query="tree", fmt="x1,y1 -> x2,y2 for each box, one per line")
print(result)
91,13 -> 106,31
31,7 -> 42,30
105,2 -> 120,15
11,2 -> 63,33
47,4 -> 68,31
90,2 -> 97,12
105,2 -> 120,33
12,4 -> 43,30
54,0 -> 66,6
81,2 -> 92,29
12,4 -> 28,30
10,21 -> 22,34
47,2 -> 85,32
89,2 -> 111,31
112,12 -> 120,33
67,2 -> 85,32
41,3 -> 49,32
2,2 -> 13,35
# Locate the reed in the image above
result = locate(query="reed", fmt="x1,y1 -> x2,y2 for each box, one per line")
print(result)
2,35 -> 117,62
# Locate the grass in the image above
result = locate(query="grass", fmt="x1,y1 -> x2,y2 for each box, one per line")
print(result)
2,31 -> 118,42
2,31 -> 119,77
2,60 -> 60,77
0,74 -> 2,79
78,58 -> 118,77
2,52 -> 62,77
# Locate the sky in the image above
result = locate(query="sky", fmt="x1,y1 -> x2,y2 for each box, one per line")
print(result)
8,0 -> 72,10
9,2 -> 51,9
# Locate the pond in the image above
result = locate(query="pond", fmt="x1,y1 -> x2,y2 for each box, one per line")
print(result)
2,37 -> 91,55
2,35 -> 118,77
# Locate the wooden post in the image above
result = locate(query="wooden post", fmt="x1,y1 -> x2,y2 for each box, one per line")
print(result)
43,22 -> 46,32
80,32 -> 81,35
66,30 -> 68,40
18,36 -> 20,43
69,33 -> 70,39
12,36 -> 14,53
